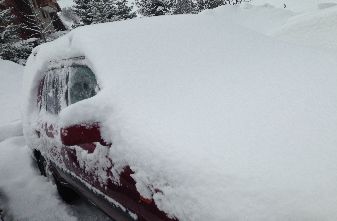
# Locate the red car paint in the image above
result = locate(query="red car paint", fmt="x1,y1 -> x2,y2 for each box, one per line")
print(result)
61,123 -> 102,146
36,71 -> 177,221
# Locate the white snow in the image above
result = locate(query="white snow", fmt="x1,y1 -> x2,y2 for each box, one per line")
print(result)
0,60 -> 23,142
0,60 -> 23,125
22,4 -> 337,221
58,0 -> 74,8
0,121 -> 22,142
0,137 -> 78,221
202,3 -> 295,34
25,4 -> 337,221
271,5 -> 337,51
211,3 -> 337,51
252,0 -> 337,12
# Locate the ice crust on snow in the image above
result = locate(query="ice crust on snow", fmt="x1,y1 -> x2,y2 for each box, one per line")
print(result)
23,5 -> 337,221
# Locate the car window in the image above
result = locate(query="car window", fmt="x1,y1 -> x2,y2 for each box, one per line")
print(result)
40,68 -> 68,114
68,66 -> 98,105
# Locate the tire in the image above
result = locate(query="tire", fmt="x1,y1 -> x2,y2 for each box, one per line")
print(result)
53,174 -> 79,204
33,149 -> 79,203
33,149 -> 47,177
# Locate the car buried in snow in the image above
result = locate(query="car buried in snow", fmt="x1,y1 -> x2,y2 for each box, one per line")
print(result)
23,5 -> 337,221
26,56 -> 174,221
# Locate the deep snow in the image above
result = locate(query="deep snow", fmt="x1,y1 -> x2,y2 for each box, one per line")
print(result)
210,3 -> 337,51
252,0 -> 337,12
0,137 -> 78,221
22,4 -> 337,221
271,5 -> 337,51
0,60 -> 23,124
0,60 -> 23,142
0,2 -> 336,221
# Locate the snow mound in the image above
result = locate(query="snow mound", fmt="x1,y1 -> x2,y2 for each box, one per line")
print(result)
24,6 -> 337,221
0,137 -> 77,221
209,4 -> 295,34
318,2 -> 337,9
0,59 -> 23,125
0,120 -> 23,142
271,5 -> 337,50
251,0 -> 337,12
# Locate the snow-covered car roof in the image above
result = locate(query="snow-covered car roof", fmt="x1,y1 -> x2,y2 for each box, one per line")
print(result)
23,6 -> 337,221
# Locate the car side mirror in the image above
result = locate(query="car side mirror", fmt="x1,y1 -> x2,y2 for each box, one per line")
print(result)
61,123 -> 110,146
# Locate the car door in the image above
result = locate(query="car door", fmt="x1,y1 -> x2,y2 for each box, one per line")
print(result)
39,60 -> 174,220
63,65 -> 143,217
37,62 -> 100,180
37,65 -> 68,165
61,64 -> 104,185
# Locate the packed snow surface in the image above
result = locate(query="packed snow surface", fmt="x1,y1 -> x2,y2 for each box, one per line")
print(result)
23,5 -> 337,221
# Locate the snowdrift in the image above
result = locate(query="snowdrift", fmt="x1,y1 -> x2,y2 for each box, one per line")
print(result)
0,60 -> 23,140
23,5 -> 337,221
0,59 -> 23,125
0,137 -> 77,221
211,3 -> 337,51
271,5 -> 337,51
252,0 -> 337,12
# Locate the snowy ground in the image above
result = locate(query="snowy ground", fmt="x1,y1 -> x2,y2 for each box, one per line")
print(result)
2,2 -> 337,221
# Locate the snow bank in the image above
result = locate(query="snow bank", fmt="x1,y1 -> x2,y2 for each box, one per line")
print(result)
206,4 -> 295,34
0,137 -> 77,221
0,60 -> 23,125
24,6 -> 337,221
271,5 -> 337,51
252,0 -> 337,12
211,3 -> 337,51
0,120 -> 23,142
0,59 -> 24,141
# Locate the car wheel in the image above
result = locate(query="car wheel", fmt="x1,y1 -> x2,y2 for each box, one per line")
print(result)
33,149 -> 79,203
53,174 -> 79,204
33,149 -> 47,177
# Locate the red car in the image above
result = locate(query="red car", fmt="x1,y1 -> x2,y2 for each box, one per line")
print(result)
23,7 -> 337,221
28,56 -> 175,221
